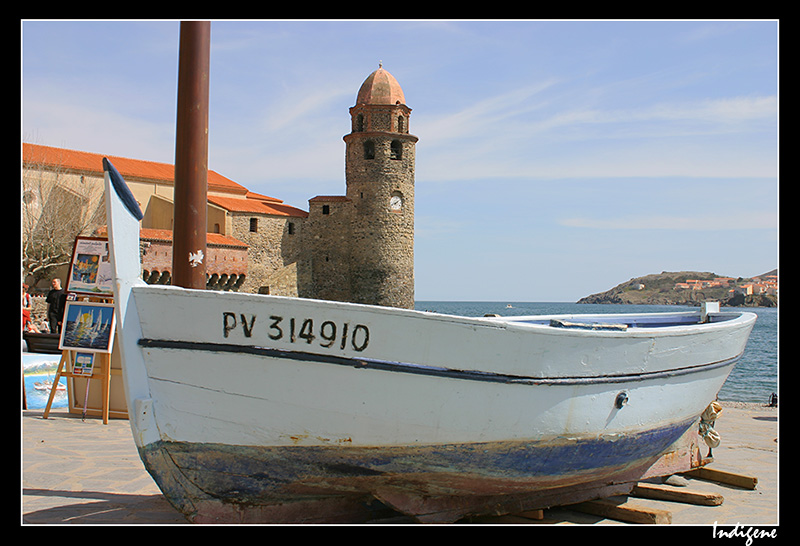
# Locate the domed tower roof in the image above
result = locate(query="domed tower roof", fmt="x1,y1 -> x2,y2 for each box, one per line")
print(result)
355,63 -> 406,106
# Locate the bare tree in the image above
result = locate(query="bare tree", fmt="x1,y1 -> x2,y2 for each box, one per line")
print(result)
22,150 -> 106,287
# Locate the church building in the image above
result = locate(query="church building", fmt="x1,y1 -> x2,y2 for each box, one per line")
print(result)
22,65 -> 417,309
303,64 -> 417,309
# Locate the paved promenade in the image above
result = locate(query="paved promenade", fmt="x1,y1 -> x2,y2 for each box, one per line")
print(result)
22,402 -> 777,526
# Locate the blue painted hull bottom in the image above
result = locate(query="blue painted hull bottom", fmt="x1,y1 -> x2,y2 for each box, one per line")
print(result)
139,416 -> 699,523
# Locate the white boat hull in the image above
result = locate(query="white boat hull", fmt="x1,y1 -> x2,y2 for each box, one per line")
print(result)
103,159 -> 756,523
132,287 -> 748,448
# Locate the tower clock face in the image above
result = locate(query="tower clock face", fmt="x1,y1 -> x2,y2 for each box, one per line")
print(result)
390,194 -> 403,211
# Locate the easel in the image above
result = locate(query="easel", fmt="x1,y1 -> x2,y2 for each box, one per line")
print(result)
42,348 -> 114,424
41,236 -> 124,424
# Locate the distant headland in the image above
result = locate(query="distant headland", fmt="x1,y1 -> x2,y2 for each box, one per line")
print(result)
577,269 -> 777,307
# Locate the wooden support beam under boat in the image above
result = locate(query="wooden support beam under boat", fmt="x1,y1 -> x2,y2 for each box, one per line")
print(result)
630,482 -> 724,506
568,497 -> 673,524
682,467 -> 759,490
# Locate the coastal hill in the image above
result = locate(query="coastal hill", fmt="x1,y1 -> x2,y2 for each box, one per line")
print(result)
577,270 -> 777,307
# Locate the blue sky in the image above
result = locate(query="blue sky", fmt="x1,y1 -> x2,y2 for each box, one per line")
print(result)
22,20 -> 778,302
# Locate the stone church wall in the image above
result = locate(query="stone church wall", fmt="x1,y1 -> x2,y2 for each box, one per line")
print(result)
229,213 -> 302,294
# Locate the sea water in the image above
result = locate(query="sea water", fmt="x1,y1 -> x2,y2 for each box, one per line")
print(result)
416,302 -> 778,405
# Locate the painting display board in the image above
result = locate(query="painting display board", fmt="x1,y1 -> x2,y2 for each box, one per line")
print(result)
42,235 -> 128,422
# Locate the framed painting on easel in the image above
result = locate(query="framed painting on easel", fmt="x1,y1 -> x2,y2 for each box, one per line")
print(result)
66,236 -> 113,297
58,301 -> 116,354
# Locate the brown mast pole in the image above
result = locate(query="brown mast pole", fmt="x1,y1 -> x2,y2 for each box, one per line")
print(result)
172,21 -> 210,289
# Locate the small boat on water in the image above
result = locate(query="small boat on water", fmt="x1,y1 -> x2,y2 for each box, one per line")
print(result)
33,378 -> 65,392
103,158 -> 756,523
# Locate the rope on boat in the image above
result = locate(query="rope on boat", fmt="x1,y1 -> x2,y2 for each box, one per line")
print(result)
699,401 -> 723,448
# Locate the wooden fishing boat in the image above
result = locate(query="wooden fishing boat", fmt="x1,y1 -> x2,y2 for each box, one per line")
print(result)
99,22 -> 758,523
103,158 -> 756,523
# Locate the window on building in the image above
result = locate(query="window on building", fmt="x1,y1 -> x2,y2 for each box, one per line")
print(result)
288,222 -> 295,235
322,205 -> 330,215
364,140 -> 375,160
397,115 -> 405,133
250,218 -> 258,232
390,140 -> 403,160
355,114 -> 364,132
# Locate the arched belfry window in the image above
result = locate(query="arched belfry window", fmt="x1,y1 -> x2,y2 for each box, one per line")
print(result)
355,113 -> 365,132
390,140 -> 403,160
397,115 -> 405,133
364,140 -> 375,160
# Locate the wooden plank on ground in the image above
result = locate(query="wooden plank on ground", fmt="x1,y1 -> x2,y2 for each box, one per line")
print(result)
683,468 -> 758,490
631,483 -> 724,506
568,497 -> 672,524
516,509 -> 545,520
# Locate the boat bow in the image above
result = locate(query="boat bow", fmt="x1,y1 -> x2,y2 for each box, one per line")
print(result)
103,158 -> 160,448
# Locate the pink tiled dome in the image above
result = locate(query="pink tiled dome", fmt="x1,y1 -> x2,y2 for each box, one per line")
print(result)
355,64 -> 406,106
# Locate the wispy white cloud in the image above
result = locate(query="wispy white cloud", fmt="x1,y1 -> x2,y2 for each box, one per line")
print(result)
559,211 -> 778,231
629,95 -> 777,126
258,85 -> 352,134
416,78 -> 560,144
675,21 -> 758,45
415,85 -> 777,182
424,88 -> 775,144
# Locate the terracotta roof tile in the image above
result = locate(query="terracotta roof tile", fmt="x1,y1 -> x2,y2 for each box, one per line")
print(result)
97,226 -> 249,248
208,195 -> 308,218
23,143 -> 249,194
245,191 -> 283,203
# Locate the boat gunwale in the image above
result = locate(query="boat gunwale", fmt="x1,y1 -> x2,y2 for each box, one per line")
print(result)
130,284 -> 757,337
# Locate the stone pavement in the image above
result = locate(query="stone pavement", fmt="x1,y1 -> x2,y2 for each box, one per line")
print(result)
22,402 -> 778,526
22,409 -> 187,524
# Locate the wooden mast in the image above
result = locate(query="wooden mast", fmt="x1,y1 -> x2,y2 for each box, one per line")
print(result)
172,21 -> 210,289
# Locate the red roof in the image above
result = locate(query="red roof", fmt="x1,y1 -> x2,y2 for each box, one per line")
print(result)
245,191 -> 283,203
141,228 -> 249,248
96,226 -> 249,248
208,195 -> 308,218
24,143 -> 251,196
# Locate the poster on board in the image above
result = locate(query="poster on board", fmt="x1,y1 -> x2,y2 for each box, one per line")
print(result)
73,352 -> 96,376
59,301 -> 116,353
67,236 -> 113,296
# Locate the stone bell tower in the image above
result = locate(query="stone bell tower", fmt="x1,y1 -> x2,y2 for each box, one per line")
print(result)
343,64 -> 418,309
